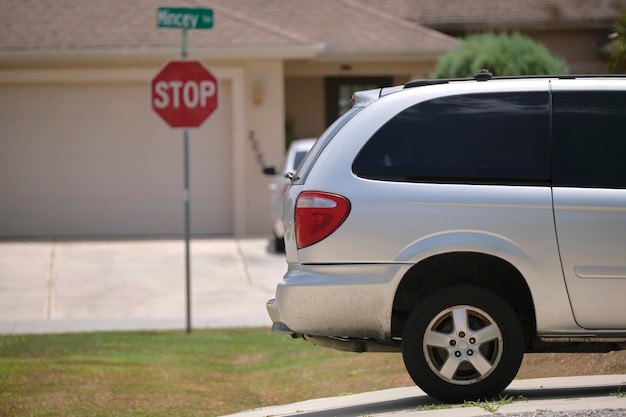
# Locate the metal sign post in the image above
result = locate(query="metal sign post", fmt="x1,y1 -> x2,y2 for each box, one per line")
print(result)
154,8 -> 216,334
181,29 -> 192,335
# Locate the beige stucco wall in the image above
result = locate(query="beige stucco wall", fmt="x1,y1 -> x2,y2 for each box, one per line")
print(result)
239,59 -> 286,236
526,29 -> 612,73
285,77 -> 325,140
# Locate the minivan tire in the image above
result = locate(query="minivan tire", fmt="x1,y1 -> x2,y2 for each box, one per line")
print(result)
402,285 -> 524,403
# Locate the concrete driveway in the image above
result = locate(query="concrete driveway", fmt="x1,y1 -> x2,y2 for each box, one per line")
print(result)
0,237 -> 284,334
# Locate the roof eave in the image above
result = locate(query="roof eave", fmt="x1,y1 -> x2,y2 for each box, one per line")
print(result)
0,43 -> 326,67
421,20 -> 618,33
314,46 -> 458,63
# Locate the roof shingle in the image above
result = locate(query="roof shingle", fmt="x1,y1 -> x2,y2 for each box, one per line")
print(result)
0,0 -> 458,60
358,0 -> 626,31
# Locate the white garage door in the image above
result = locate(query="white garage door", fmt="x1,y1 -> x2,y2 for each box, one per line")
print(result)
0,81 -> 233,237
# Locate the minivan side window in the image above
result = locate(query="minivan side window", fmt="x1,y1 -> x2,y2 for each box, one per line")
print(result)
352,92 -> 550,185
552,91 -> 626,189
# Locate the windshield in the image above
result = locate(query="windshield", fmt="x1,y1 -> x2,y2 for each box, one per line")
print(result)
292,106 -> 362,184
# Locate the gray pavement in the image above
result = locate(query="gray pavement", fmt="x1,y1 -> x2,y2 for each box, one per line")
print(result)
0,237 -> 284,334
223,375 -> 626,417
1,238 -> 624,416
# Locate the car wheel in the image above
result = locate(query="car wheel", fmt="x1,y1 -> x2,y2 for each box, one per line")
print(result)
273,233 -> 285,253
402,285 -> 524,403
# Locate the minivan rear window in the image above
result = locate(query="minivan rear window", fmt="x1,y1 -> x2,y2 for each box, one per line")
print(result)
293,106 -> 362,184
352,92 -> 550,185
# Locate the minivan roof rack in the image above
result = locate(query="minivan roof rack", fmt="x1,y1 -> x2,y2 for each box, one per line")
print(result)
403,69 -> 626,89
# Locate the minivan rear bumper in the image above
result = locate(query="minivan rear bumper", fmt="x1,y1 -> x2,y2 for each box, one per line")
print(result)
266,262 -> 410,341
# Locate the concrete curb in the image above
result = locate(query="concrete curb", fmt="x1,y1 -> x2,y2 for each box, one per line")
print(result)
222,375 -> 626,417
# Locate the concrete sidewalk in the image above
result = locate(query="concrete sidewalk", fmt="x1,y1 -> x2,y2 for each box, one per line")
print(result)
223,375 -> 626,417
0,237 -> 285,334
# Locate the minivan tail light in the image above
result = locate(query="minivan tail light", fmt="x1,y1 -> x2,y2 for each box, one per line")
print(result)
295,191 -> 351,249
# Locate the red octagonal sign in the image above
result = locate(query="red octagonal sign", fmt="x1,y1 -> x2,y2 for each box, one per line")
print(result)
151,60 -> 218,128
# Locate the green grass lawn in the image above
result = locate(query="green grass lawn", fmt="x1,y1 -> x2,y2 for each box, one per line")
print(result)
1,327 -> 625,417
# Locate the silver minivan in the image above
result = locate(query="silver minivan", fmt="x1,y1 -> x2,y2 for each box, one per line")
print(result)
267,72 -> 626,402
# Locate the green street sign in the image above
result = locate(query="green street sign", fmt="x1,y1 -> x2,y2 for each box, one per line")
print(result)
157,7 -> 213,29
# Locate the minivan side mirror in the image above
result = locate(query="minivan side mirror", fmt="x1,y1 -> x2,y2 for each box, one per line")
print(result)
262,165 -> 277,176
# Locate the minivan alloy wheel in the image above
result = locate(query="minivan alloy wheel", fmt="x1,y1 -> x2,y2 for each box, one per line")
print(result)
402,285 -> 524,402
423,305 -> 503,384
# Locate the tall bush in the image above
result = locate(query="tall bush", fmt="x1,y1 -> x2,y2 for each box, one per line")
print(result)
432,32 -> 569,78
609,11 -> 626,72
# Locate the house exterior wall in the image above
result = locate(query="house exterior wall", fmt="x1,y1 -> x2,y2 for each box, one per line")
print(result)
285,77 -> 325,141
0,59 -> 285,238
284,60 -> 435,140
240,59 -> 286,236
524,29 -> 612,73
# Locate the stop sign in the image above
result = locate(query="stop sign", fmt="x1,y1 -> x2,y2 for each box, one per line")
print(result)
151,60 -> 218,128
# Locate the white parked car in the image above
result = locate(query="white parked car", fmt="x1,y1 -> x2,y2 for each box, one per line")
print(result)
267,71 -> 626,402
265,138 -> 315,252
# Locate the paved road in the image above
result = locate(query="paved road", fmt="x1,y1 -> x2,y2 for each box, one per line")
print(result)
0,237 -> 284,334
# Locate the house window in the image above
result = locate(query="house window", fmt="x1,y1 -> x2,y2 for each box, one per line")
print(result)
325,76 -> 393,126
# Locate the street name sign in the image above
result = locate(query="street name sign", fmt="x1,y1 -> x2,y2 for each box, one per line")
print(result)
157,7 -> 213,29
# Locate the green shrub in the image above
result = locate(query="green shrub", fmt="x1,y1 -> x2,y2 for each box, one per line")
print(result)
432,32 -> 569,78
609,11 -> 626,72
